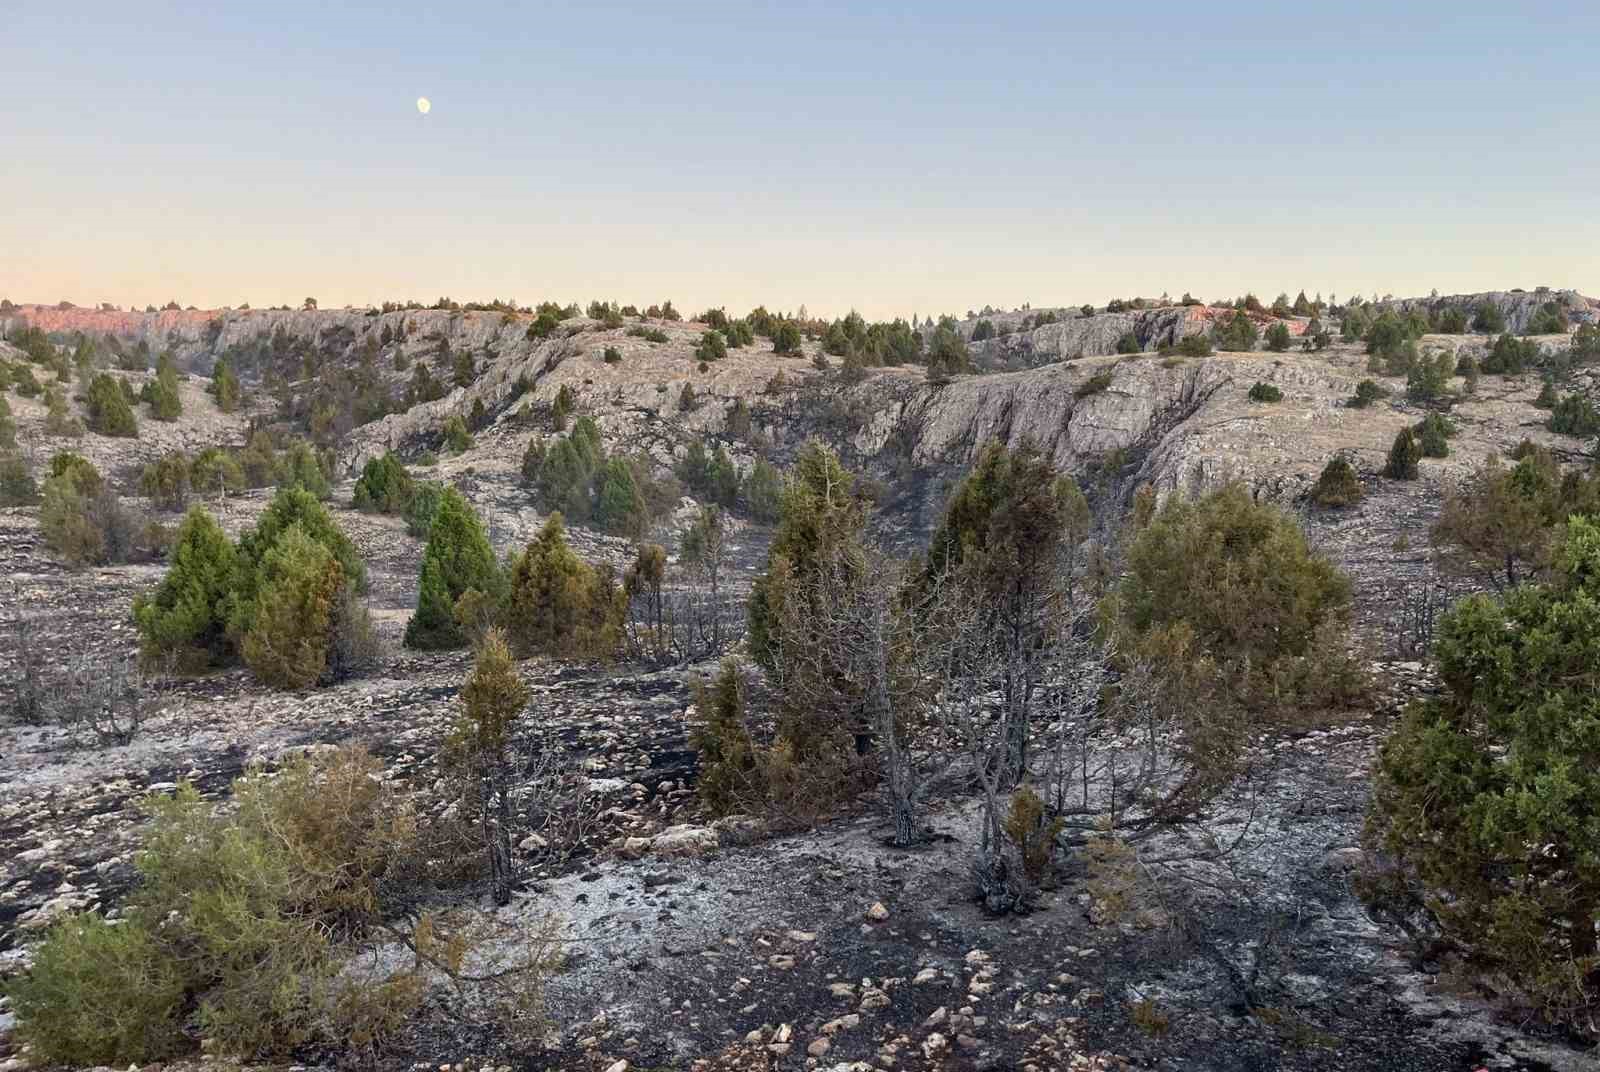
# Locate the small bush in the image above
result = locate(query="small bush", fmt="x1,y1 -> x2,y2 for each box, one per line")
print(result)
1383,427 -> 1421,479
0,451 -> 37,504
85,373 -> 138,437
443,414 -> 473,454
6,912 -> 189,1065
1074,370 -> 1114,399
1348,379 -> 1390,408
1115,331 -> 1140,354
1170,333 -> 1213,357
1472,301 -> 1506,333
696,330 -> 728,362
1264,322 -> 1291,352
352,452 -> 415,514
1310,455 -> 1363,507
139,452 -> 192,512
603,346 -> 621,364
1119,483 -> 1356,710
1247,381 -> 1282,403
1549,392 -> 1600,437
690,658 -> 761,815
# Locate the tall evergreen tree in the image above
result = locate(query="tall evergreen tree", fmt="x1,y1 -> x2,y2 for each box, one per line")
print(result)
404,487 -> 499,650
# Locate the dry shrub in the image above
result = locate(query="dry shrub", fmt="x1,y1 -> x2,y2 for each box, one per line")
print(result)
1003,785 -> 1064,884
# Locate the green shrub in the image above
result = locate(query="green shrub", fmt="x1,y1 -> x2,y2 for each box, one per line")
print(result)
40,463 -> 143,568
626,325 -> 669,344
1405,350 -> 1454,402
229,487 -> 367,643
742,458 -> 782,523
1264,322 -> 1291,352
1549,392 -> 1600,437
1534,379 -> 1558,408
1525,300 -> 1569,335
209,357 -> 242,412
1119,483 -> 1356,709
1213,310 -> 1258,351
240,524 -> 346,688
592,456 -> 649,537
748,443 -> 867,672
690,657 -> 760,815
1416,413 -> 1451,458
1363,518 -> 1600,1031
603,346 -> 621,364
772,320 -> 802,356
405,480 -> 445,538
352,452 -> 415,514
443,414 -> 473,454
1348,379 -> 1390,408
5,747 -> 421,1064
145,355 -> 181,421
1383,427 -> 1421,479
1247,381 -> 1282,403
139,451 -> 192,511
1483,333 -> 1537,374
276,439 -> 332,499
1472,301 -> 1506,333
1115,331 -> 1140,354
1434,306 -> 1468,334
0,451 -> 37,505
133,507 -> 237,669
1074,370 -> 1114,399
1310,455 -> 1362,507
44,389 -> 83,436
6,912 -> 188,1065
0,395 -> 14,450
696,330 -> 728,362
503,513 -> 623,659
405,487 -> 500,650
1168,333 -> 1213,357
86,373 -> 137,437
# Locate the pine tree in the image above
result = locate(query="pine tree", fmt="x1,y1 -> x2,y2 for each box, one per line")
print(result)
404,488 -> 500,650
147,354 -> 182,422
228,487 -> 366,640
352,452 -> 414,514
1384,427 -> 1421,479
593,457 -> 648,537
503,513 -> 621,659
1310,455 -> 1363,507
86,373 -> 138,437
690,658 -> 758,815
209,357 -> 242,412
241,524 -> 342,689
1264,322 -> 1291,352
448,627 -> 528,904
748,443 -> 868,672
276,440 -> 331,499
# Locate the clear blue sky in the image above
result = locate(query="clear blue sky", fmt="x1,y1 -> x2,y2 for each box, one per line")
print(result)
5,0 -> 1597,318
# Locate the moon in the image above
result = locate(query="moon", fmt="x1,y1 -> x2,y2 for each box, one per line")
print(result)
416,96 -> 431,115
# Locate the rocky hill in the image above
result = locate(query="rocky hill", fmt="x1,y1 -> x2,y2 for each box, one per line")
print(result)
4,288 -> 1600,1072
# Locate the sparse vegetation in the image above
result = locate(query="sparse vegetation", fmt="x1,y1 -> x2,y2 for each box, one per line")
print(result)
1363,517 -> 1600,1033
1310,455 -> 1363,507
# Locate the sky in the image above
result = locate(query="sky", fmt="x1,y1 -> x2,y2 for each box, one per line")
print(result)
5,1 -> 1598,320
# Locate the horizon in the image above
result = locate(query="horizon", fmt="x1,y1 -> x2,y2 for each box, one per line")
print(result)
5,1 -> 1598,318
